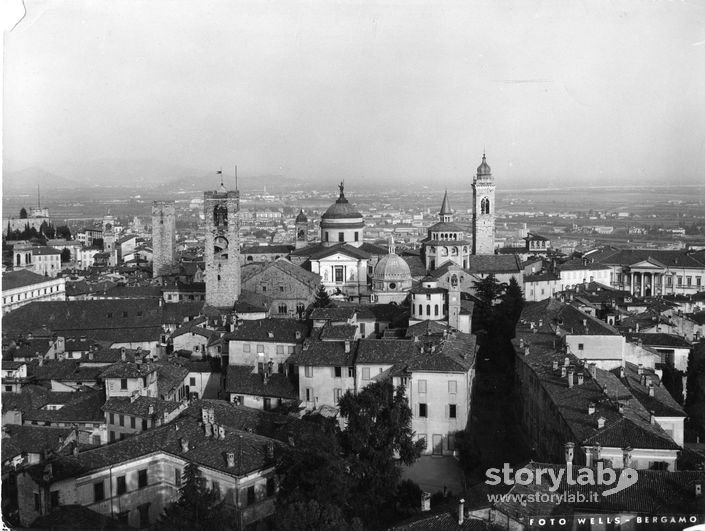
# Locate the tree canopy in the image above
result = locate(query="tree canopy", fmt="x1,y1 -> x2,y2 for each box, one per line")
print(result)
312,285 -> 332,308
274,380 -> 423,529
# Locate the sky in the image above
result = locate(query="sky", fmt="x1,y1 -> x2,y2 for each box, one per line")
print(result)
3,0 -> 705,188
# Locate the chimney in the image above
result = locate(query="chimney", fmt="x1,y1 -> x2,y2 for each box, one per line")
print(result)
295,330 -> 302,340
88,351 -> 94,361
577,372 -> 584,385
148,404 -> 155,416
519,338 -> 525,348
648,384 -> 655,397
136,346 -> 142,353
619,366 -> 625,378
589,363 -> 597,378
597,416 -> 606,429
226,451 -> 235,468
121,348 -> 126,361
458,498 -> 465,525
345,340 -> 351,353
204,423 -> 213,438
618,402 -> 625,414
567,370 -> 574,388
552,360 -> 559,371
588,402 -> 596,415
622,446 -> 633,468
696,483 -> 702,497
207,407 -> 215,424
564,442 -> 575,465
421,492 -> 431,512
564,356 -> 570,367
265,442 -> 275,460
201,407 -> 208,424
561,366 -> 567,378
179,437 -> 189,452
218,425 -> 226,440
73,444 -> 79,457
650,410 -> 656,425
524,347 -> 530,356
637,364 -> 643,375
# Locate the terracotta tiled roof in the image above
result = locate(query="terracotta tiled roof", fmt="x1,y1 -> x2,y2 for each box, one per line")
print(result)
2,270 -> 55,290
224,365 -> 298,399
289,340 -> 355,367
102,396 -> 183,418
224,319 -> 308,343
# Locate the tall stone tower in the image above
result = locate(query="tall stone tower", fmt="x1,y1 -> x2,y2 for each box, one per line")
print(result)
472,153 -> 496,255
295,209 -> 308,250
205,183 -> 241,308
152,201 -> 176,278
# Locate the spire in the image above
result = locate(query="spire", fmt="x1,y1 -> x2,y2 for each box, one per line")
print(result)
439,189 -> 452,216
217,169 -> 226,192
389,234 -> 396,255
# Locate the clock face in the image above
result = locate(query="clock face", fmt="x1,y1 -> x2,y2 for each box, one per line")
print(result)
214,236 -> 229,253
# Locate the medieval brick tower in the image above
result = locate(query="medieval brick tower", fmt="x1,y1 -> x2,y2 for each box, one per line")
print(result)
205,183 -> 241,308
295,209 -> 308,250
472,153 -> 496,255
152,201 -> 176,278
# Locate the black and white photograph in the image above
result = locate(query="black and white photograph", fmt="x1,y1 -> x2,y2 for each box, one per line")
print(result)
2,0 -> 705,529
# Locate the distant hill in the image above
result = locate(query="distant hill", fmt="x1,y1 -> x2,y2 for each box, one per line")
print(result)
52,158 -> 202,188
2,167 -> 78,193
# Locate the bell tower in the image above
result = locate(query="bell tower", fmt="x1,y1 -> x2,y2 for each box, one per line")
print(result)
152,201 -> 176,279
295,209 -> 308,250
472,152 -> 496,255
205,180 -> 241,308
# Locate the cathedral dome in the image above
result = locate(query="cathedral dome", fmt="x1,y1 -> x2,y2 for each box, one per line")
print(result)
321,183 -> 363,221
295,209 -> 308,223
374,252 -> 411,281
477,153 -> 491,176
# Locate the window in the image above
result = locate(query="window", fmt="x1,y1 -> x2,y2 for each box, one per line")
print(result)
434,305 -> 439,316
418,304 -> 423,316
578,344 -> 584,351
418,380 -> 427,394
334,366 -> 342,378
50,490 -> 59,508
110,431 -> 116,442
142,419 -> 148,430
175,468 -> 182,487
119,415 -> 124,427
243,344 -> 251,353
117,475 -> 127,495
687,276 -> 692,287
138,469 -> 148,488
305,387 -> 313,401
448,380 -> 457,394
426,305 -> 431,316
335,267 -> 344,283
419,403 -> 428,418
138,503 -> 151,527
677,276 -> 683,287
190,377 -> 196,386
266,477 -> 276,496
276,345 -> 284,355
305,366 -> 313,378
279,285 -> 285,292
257,344 -> 264,354
697,277 -> 702,287
247,486 -> 255,505
130,416 -> 136,429
334,388 -> 342,402
94,481 -> 105,502
107,312 -> 113,318
449,404 -> 457,418
354,231 -> 359,241
212,481 -> 221,499
122,311 -> 128,318
120,379 -> 127,390
278,303 -> 287,314
109,413 -> 115,424
92,435 -> 101,445
348,367 -> 355,378
338,232 -> 345,242
34,493 -> 40,511
362,367 -> 370,380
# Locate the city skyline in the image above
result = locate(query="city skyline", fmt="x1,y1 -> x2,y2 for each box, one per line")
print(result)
3,0 -> 705,189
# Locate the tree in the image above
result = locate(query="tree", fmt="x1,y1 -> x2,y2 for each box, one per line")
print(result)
338,381 -> 424,525
153,461 -> 231,531
313,285 -> 331,308
60,248 -> 72,263
55,225 -> 72,240
274,499 -> 363,531
496,276 -> 524,338
275,381 -> 422,529
473,274 -> 507,306
19,208 -> 27,219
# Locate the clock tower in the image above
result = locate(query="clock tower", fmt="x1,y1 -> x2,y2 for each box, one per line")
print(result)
472,153 -> 496,255
205,181 -> 241,308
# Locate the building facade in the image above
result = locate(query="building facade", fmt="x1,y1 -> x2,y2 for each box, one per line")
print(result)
152,201 -> 176,278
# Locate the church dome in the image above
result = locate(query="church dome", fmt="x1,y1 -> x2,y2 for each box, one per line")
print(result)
477,153 -> 491,176
374,252 -> 411,281
295,209 -> 308,223
321,183 -> 363,221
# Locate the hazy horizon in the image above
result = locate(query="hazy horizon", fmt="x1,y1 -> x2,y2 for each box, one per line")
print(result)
3,0 -> 705,189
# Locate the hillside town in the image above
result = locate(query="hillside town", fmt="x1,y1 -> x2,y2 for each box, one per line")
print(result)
2,153 -> 705,530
